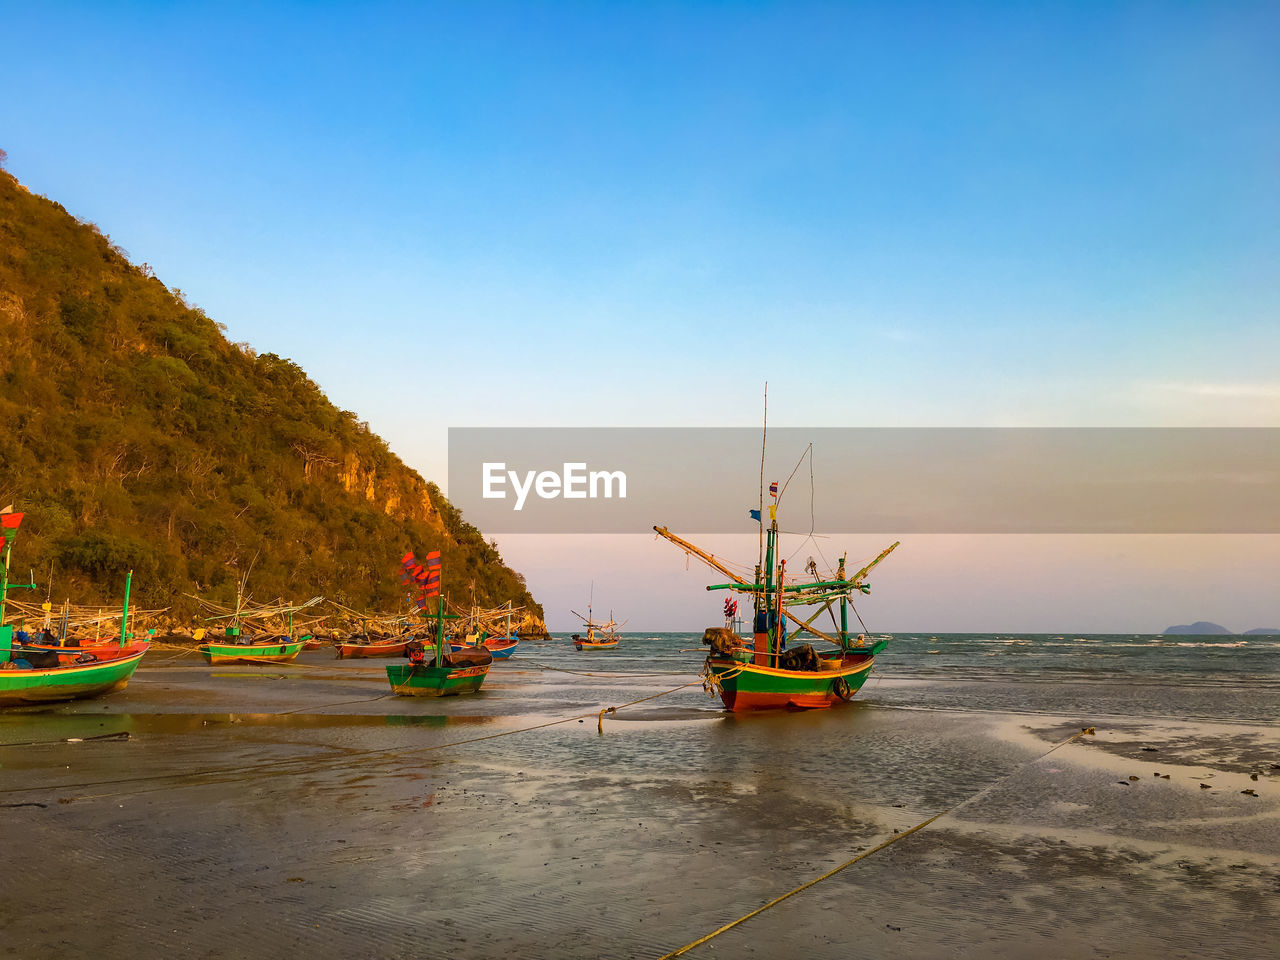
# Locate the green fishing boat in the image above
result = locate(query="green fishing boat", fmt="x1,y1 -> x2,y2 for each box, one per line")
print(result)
199,634 -> 309,664
1,511 -> 149,706
0,628 -> 148,706
386,598 -> 492,697
654,414 -> 898,712
193,591 -> 319,664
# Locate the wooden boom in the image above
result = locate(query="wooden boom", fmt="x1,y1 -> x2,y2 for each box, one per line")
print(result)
652,526 -> 749,586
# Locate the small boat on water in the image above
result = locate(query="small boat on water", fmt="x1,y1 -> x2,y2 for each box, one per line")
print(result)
570,596 -> 624,650
653,417 -> 898,712
1,514 -> 149,706
572,632 -> 618,650
387,600 -> 491,697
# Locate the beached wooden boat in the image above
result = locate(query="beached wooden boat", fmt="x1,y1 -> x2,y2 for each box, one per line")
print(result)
5,594 -> 167,655
193,592 -> 320,664
480,635 -> 519,658
1,520 -> 150,705
654,423 -> 898,712
199,635 -> 308,664
447,598 -> 522,659
20,636 -> 140,660
450,633 -> 518,658
703,640 -> 888,710
386,649 -> 492,697
335,635 -> 413,659
387,600 -> 491,697
0,634 -> 149,705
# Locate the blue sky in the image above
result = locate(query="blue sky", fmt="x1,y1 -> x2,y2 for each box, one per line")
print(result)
5,2 -> 1278,629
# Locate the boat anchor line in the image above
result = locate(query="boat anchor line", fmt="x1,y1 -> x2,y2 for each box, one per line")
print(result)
595,679 -> 708,732
0,731 -> 132,749
527,660 -> 691,680
655,726 -> 1099,960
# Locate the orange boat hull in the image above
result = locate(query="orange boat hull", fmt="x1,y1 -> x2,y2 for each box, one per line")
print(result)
336,640 -> 412,659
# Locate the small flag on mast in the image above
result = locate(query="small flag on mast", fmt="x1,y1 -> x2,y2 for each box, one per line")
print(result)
0,509 -> 24,554
768,482 -> 778,497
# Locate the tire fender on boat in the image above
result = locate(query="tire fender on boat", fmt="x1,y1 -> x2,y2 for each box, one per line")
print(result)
832,676 -> 853,701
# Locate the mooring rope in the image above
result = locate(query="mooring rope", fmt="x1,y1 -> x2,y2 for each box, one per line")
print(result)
526,660 -> 691,680
596,679 -> 709,731
656,726 -> 1097,959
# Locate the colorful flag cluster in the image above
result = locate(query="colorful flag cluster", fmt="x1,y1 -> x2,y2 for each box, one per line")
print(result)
401,549 -> 442,608
723,598 -> 738,618
0,507 -> 23,556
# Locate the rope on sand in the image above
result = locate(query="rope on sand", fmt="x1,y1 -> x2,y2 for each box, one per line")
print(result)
595,679 -> 709,732
525,660 -> 691,680
0,731 -> 132,749
656,726 -> 1097,960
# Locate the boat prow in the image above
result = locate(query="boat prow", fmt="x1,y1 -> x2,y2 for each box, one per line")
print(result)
0,644 -> 149,706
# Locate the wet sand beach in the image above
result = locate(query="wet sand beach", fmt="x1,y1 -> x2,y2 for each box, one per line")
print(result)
1,640 -> 1277,959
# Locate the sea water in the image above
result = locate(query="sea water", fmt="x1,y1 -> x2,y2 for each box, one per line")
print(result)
514,632 -> 1280,724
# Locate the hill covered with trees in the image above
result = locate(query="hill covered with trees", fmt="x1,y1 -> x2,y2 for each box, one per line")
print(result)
0,163 -> 543,628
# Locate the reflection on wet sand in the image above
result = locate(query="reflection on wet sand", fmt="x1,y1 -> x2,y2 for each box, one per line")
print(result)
0,639 -> 1276,959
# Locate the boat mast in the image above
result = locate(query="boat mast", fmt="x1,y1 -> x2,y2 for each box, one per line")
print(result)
837,555 -> 848,646
434,596 -> 446,668
756,385 -> 767,649
119,569 -> 132,647
0,543 -> 9,629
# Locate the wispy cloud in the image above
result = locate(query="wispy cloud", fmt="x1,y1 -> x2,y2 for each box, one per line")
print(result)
1154,382 -> 1280,399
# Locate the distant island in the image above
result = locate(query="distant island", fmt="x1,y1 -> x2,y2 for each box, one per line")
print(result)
1163,621 -> 1279,635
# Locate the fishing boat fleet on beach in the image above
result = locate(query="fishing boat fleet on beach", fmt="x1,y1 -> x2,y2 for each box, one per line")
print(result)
1,401 -> 899,712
